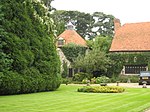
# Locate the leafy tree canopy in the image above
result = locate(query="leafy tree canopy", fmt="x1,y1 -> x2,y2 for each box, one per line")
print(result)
87,36 -> 112,53
51,10 -> 114,40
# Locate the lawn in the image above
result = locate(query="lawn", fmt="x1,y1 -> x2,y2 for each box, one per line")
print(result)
0,84 -> 150,112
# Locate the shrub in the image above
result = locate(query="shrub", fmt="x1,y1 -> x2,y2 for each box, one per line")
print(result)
90,77 -> 96,84
95,76 -> 110,84
78,86 -> 125,93
61,78 -> 72,84
82,78 -> 89,84
110,75 -> 139,83
73,72 -> 92,82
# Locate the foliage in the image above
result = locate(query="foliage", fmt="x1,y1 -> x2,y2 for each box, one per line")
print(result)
108,53 -> 150,77
87,36 -> 112,53
77,86 -> 125,93
0,0 -> 61,95
73,72 -> 92,82
61,61 -> 68,78
74,50 -> 112,74
51,10 -> 114,39
95,76 -> 110,84
90,77 -> 96,84
110,75 -> 139,83
61,43 -> 87,62
82,78 -> 89,84
61,78 -> 72,84
92,12 -> 114,38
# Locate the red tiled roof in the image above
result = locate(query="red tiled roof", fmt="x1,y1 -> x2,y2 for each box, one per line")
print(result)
58,29 -> 87,47
110,22 -> 150,52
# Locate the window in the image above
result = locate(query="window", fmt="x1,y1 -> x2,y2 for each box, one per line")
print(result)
58,38 -> 65,46
125,65 -> 147,74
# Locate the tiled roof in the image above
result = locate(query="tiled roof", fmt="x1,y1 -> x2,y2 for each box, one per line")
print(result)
58,29 -> 87,47
110,22 -> 150,52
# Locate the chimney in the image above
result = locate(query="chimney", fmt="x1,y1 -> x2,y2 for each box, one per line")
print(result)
114,18 -> 121,32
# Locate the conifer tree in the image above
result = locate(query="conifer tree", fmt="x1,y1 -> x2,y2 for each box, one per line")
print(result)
0,0 -> 61,95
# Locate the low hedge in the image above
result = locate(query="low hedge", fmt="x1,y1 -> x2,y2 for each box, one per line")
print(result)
78,86 -> 125,93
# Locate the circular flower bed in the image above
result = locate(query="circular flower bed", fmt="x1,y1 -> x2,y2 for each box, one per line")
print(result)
77,86 -> 125,93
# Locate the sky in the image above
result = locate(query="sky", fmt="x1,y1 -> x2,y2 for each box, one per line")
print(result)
51,0 -> 150,25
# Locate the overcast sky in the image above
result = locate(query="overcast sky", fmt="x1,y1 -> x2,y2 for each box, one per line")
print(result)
51,0 -> 150,25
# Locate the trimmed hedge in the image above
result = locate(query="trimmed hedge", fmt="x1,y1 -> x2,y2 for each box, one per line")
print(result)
78,86 -> 125,93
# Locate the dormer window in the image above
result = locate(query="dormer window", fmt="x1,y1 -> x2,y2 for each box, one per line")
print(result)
58,37 -> 65,46
66,21 -> 75,30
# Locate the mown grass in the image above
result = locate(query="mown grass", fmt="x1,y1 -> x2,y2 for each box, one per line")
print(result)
0,84 -> 150,112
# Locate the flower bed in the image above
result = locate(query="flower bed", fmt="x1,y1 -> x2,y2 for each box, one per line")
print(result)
77,86 -> 125,93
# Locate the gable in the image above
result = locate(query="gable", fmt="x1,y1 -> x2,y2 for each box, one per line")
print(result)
58,30 -> 87,47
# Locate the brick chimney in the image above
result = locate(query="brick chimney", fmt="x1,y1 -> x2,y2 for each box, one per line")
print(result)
114,18 -> 121,32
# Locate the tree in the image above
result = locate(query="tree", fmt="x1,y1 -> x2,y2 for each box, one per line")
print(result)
92,12 -> 114,38
51,10 -> 95,38
41,0 -> 55,11
87,36 -> 112,53
74,49 -> 112,75
51,10 -> 114,39
0,0 -> 61,95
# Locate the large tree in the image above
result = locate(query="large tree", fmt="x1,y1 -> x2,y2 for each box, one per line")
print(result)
87,36 -> 112,53
0,0 -> 61,95
92,12 -> 114,38
51,10 -> 114,39
51,10 -> 94,39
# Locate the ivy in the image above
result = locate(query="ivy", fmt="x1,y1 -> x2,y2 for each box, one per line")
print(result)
61,43 -> 87,62
107,52 -> 150,76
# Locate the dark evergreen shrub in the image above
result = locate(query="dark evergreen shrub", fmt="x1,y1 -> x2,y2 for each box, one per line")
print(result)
0,0 -> 61,95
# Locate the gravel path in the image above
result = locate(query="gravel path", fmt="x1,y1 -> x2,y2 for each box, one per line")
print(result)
145,108 -> 150,112
70,83 -> 150,88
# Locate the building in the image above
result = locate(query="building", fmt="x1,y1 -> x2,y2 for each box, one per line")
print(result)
110,19 -> 150,75
57,22 -> 87,47
57,22 -> 87,77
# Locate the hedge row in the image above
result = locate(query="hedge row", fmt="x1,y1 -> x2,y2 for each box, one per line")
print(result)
0,71 -> 61,95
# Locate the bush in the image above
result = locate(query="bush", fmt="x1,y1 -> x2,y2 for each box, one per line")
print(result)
78,86 -> 125,93
73,72 -> 92,82
61,78 -> 72,84
82,78 -> 89,84
90,77 -> 96,84
95,76 -> 110,84
110,75 -> 139,83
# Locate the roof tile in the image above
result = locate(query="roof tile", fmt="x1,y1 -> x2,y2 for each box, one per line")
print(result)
58,29 -> 87,47
110,22 -> 150,52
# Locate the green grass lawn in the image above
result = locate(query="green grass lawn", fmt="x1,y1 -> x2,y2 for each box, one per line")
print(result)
0,84 -> 150,112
